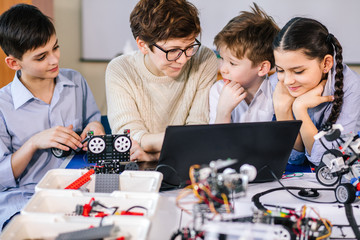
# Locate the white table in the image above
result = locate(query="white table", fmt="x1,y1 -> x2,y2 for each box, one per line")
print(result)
148,173 -> 360,239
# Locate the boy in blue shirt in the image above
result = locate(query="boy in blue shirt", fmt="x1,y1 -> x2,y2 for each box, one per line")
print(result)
0,4 -> 104,229
209,4 -> 279,123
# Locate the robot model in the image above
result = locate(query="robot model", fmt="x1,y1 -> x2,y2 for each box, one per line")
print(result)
172,159 -> 257,239
188,159 -> 257,214
314,123 -> 360,203
52,130 -> 135,174
86,130 -> 135,173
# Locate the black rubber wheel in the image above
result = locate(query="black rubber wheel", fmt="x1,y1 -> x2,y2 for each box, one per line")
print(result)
335,183 -> 356,204
315,149 -> 342,186
316,163 -> 340,186
51,147 -> 71,158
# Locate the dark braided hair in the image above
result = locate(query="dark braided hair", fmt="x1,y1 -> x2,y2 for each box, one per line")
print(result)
273,17 -> 344,124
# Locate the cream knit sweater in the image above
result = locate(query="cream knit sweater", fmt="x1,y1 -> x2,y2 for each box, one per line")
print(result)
105,46 -> 218,144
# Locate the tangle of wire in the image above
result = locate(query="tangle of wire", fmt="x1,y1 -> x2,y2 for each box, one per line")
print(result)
176,164 -> 233,216
257,204 -> 332,240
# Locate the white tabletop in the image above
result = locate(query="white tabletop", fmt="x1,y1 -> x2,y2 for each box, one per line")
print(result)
148,173 -> 360,240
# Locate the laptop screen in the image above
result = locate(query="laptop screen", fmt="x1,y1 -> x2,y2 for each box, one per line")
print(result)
156,120 -> 302,188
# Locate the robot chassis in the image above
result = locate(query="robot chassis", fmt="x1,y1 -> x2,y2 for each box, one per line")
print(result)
314,123 -> 360,203
52,130 -> 136,173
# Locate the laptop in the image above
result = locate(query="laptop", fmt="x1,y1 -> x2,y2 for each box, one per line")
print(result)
156,120 -> 302,188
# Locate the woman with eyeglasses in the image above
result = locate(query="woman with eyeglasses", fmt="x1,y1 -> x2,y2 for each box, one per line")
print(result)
105,0 -> 218,162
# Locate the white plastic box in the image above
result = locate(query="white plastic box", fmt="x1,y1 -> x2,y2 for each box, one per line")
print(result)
35,169 -> 163,193
1,214 -> 150,240
22,190 -> 160,218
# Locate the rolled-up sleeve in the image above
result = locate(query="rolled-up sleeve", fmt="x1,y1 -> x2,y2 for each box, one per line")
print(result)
0,114 -> 16,190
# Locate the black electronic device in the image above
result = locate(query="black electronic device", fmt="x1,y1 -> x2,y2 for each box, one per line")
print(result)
298,188 -> 320,198
157,120 -> 302,187
87,130 -> 132,173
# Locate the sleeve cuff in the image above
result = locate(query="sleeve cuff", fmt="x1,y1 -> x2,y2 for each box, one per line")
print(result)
0,155 -> 17,190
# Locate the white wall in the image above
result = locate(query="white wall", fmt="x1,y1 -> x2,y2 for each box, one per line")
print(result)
54,0 -> 108,115
54,0 -> 360,116
82,0 -> 360,64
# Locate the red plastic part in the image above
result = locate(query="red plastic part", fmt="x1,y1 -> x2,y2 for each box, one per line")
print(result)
120,211 -> 144,216
65,169 -> 95,189
95,212 -> 109,218
82,203 -> 92,217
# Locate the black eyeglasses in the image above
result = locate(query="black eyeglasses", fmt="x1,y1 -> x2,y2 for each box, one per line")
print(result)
152,39 -> 201,61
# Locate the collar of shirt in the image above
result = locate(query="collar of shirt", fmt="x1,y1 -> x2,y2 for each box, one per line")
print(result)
250,75 -> 272,107
11,70 -> 76,110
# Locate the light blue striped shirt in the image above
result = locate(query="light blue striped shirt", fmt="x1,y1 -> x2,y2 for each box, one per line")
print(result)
0,69 -> 101,228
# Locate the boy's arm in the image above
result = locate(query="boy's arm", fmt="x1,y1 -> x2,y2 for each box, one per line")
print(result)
0,121 -> 81,182
0,114 -> 18,189
10,125 -> 82,178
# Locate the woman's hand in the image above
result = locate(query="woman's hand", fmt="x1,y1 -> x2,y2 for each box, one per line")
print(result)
130,139 -> 159,162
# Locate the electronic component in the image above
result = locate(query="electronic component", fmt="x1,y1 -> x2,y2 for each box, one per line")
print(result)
220,205 -> 332,240
173,159 -> 257,239
87,129 -> 132,174
73,198 -> 145,218
52,129 -> 134,173
189,160 -> 256,214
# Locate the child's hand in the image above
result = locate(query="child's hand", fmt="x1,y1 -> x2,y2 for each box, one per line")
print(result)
80,121 -> 105,151
273,81 -> 295,115
293,80 -> 334,112
30,124 -> 82,152
216,80 -> 247,122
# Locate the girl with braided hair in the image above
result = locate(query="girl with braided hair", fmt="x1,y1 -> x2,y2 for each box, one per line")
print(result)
272,17 -> 360,166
